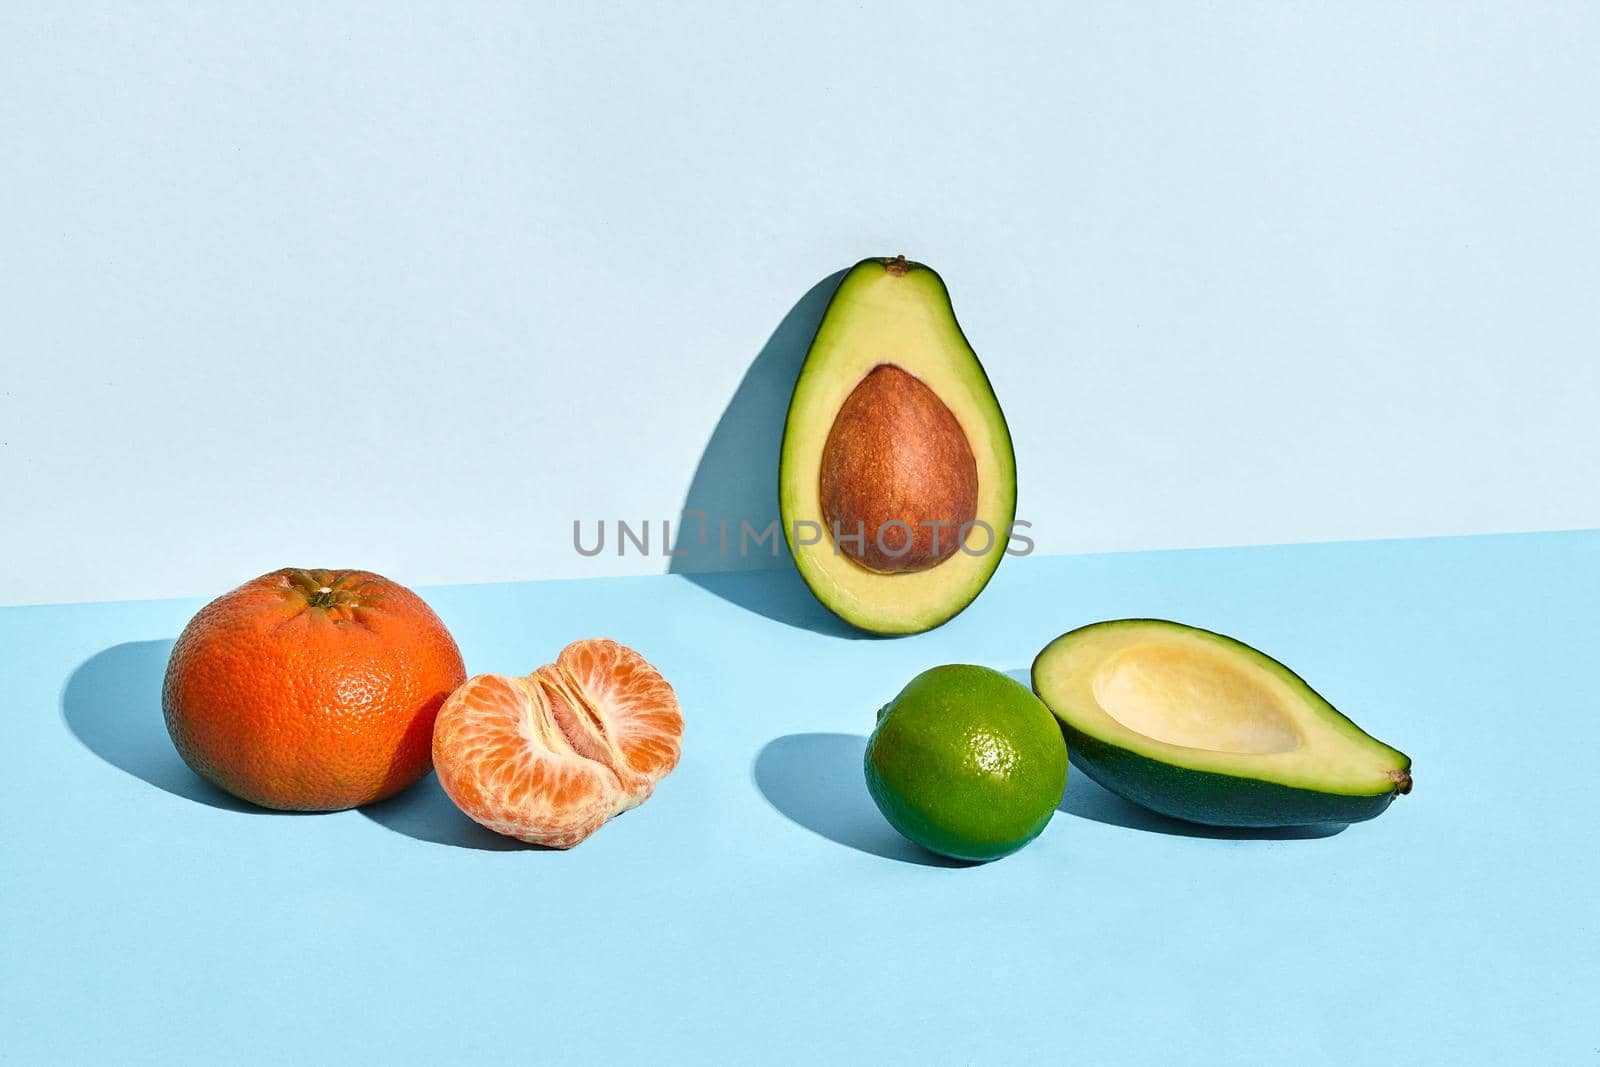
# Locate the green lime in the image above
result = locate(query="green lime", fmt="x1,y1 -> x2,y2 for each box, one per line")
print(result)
864,664 -> 1068,862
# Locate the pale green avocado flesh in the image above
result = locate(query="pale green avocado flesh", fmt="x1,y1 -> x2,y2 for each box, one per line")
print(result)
1033,619 -> 1412,827
778,257 -> 1017,635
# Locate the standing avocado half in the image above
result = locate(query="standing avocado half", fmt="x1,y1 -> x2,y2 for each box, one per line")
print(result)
779,257 -> 1017,635
1033,619 -> 1413,827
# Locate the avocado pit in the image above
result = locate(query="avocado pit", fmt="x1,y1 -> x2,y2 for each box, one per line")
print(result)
819,363 -> 979,574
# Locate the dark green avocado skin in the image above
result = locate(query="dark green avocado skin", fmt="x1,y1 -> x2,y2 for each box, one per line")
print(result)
1063,726 -> 1402,827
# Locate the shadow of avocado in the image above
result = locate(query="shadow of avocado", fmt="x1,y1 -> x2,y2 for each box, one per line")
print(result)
753,732 -> 976,868
999,668 -> 1346,840
681,567 -> 873,642
669,269 -> 869,640
61,639 -> 287,814
360,774 -> 549,852
1058,767 -> 1346,841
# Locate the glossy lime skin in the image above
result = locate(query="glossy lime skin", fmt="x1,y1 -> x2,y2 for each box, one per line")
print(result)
864,665 -> 1068,861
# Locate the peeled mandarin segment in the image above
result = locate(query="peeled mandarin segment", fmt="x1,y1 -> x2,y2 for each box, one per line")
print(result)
431,640 -> 683,848
532,664 -> 649,808
432,673 -> 625,849
533,665 -> 612,767
554,638 -> 684,801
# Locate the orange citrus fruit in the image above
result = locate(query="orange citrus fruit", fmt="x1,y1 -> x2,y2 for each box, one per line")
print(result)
432,638 -> 683,847
162,568 -> 466,810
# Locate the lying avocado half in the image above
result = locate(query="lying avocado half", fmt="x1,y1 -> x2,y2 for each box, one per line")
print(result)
1033,619 -> 1412,827
779,257 -> 1017,634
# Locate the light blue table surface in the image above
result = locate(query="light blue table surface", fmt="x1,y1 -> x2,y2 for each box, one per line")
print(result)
4,532 -> 1596,1064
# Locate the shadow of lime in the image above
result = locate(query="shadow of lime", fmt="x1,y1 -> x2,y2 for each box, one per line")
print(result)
753,732 -> 976,868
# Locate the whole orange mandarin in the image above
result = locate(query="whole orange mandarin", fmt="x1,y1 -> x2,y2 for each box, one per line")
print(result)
162,568 -> 466,811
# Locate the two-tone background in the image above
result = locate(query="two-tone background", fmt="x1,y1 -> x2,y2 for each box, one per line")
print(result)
5,4 -> 1595,608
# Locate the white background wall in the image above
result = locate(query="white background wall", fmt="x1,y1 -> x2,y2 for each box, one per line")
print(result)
4,4 -> 1596,606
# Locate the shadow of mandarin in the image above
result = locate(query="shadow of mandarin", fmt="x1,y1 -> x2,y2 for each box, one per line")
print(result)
62,639 -> 269,813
